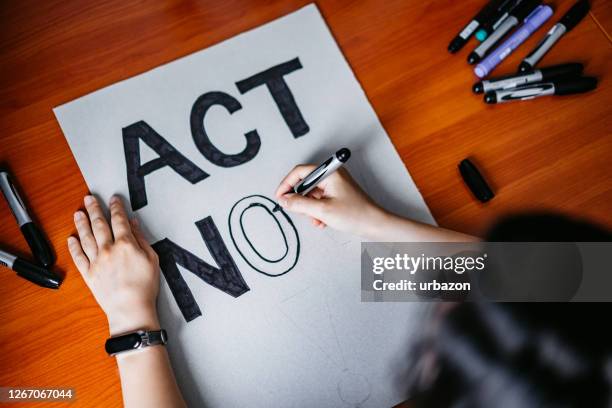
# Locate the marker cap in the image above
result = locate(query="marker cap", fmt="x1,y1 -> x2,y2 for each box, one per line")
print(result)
459,159 -> 495,202
13,258 -> 61,289
540,63 -> 584,79
21,223 -> 55,268
554,76 -> 597,95
560,0 -> 590,31
513,0 -> 543,21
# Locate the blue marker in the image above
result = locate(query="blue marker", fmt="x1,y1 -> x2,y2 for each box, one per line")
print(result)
475,4 -> 553,78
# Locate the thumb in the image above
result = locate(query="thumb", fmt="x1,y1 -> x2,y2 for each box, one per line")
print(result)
281,194 -> 328,220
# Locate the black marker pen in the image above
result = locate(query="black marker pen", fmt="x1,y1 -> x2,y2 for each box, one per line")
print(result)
473,62 -> 583,94
484,76 -> 597,103
518,0 -> 590,72
0,169 -> 55,267
473,0 -> 522,42
273,148 -> 351,212
448,0 -> 510,53
0,248 -> 61,289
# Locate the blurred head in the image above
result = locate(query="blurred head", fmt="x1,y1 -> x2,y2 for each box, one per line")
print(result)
407,213 -> 612,408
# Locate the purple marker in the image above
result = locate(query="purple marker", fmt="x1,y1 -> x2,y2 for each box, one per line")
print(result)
475,5 -> 553,78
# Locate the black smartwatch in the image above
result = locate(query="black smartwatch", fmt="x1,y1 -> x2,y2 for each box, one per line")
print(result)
105,329 -> 168,356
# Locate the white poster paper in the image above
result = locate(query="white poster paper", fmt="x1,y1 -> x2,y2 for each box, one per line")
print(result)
54,4 -> 435,407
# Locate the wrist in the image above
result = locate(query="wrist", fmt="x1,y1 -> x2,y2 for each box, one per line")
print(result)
359,207 -> 396,240
108,308 -> 160,336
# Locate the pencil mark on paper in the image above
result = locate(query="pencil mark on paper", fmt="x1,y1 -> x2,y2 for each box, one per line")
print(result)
337,370 -> 371,407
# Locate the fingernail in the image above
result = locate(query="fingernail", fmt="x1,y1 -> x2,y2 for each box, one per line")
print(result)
74,211 -> 83,220
279,198 -> 288,208
110,195 -> 120,204
84,195 -> 95,205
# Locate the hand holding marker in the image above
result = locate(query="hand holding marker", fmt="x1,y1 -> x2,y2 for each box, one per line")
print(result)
474,4 -> 553,78
519,0 -> 590,72
273,148 -> 351,212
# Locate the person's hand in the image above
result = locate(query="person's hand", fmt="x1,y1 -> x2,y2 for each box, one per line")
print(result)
275,166 -> 389,237
67,195 -> 160,336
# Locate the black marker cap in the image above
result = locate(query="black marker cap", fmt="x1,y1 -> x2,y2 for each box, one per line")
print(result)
560,0 -> 590,31
13,258 -> 61,289
484,92 -> 498,104
473,81 -> 484,94
540,63 -> 584,80
336,148 -> 351,163
513,0 -> 543,20
554,76 -> 597,95
21,222 -> 55,268
459,159 -> 495,203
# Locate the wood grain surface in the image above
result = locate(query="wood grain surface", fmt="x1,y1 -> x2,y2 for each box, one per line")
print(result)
1,0 -> 610,406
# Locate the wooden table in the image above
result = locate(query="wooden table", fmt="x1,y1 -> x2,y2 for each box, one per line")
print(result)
1,0 -> 610,406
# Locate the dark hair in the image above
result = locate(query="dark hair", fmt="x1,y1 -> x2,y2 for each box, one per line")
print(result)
409,303 -> 612,408
485,212 -> 612,242
406,213 -> 612,408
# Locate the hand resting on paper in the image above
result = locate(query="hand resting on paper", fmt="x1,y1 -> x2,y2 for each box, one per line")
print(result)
276,165 -> 477,242
67,195 -> 185,408
68,195 -> 159,336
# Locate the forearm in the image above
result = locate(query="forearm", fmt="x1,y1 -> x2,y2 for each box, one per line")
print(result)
110,313 -> 186,408
364,210 -> 479,242
68,196 -> 186,407
117,345 -> 186,408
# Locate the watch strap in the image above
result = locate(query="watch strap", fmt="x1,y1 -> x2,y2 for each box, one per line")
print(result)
145,329 -> 167,345
105,329 -> 168,356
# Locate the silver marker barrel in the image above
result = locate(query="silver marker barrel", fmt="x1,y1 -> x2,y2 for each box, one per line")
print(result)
273,148 -> 351,212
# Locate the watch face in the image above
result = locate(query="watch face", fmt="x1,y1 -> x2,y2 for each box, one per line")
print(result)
105,333 -> 142,355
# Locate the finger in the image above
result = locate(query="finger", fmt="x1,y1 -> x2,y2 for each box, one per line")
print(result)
84,195 -> 113,248
130,218 -> 157,259
67,236 -> 91,278
109,196 -> 135,242
275,165 -> 317,199
280,194 -> 329,220
74,210 -> 98,261
307,187 -> 325,200
311,218 -> 327,228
